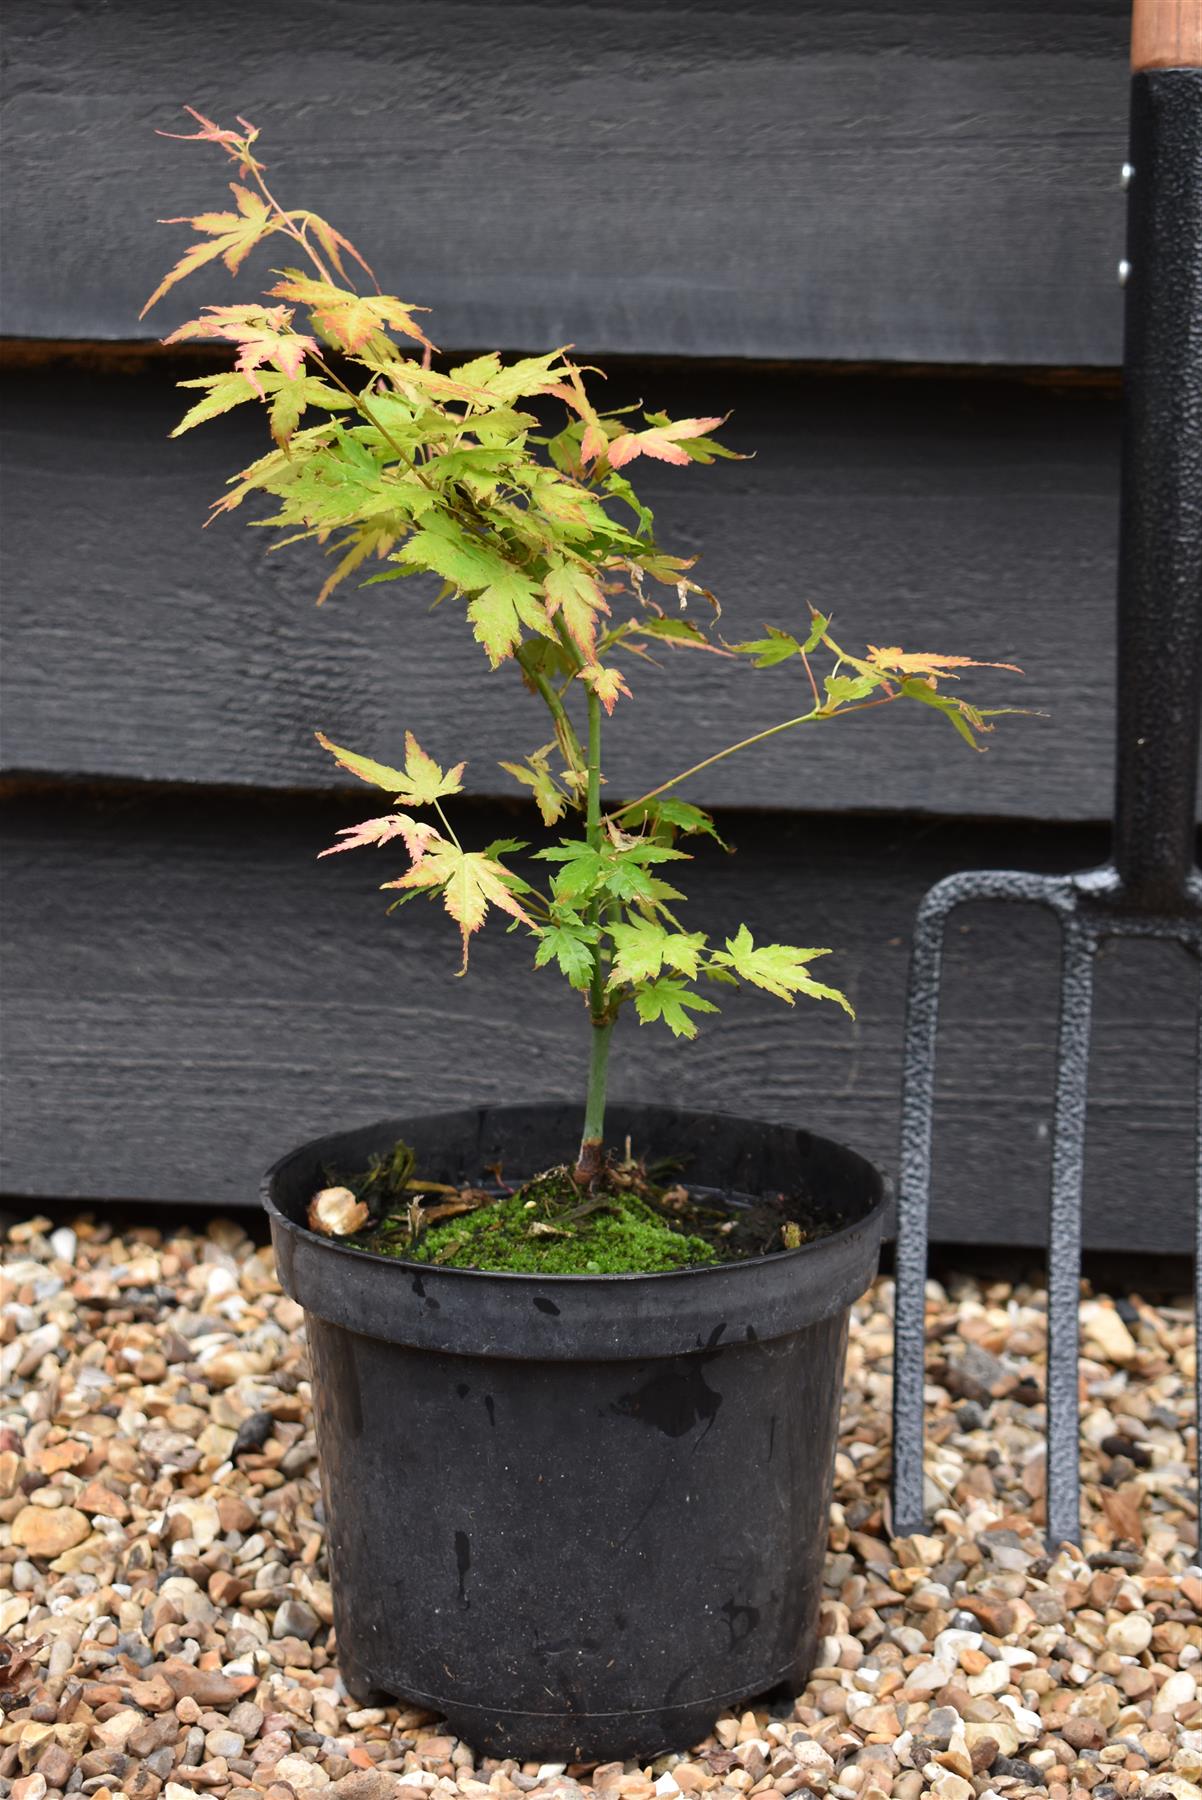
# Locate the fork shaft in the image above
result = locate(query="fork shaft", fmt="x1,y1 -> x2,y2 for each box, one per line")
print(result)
1113,68 -> 1202,909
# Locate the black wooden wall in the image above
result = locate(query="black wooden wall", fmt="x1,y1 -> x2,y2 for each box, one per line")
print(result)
2,0 -> 1195,1250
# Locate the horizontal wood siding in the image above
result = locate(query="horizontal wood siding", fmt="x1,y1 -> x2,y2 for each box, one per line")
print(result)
0,362 -> 1130,821
1,789 -> 1195,1253
2,0 -> 1128,363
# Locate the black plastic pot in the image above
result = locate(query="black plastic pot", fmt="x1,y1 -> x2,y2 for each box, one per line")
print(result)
264,1102 -> 885,1763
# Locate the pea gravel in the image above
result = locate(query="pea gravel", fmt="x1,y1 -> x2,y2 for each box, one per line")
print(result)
0,1216 -> 1197,1800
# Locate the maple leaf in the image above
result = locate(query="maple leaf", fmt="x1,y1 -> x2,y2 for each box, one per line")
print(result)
543,559 -> 610,658
270,273 -> 435,353
467,569 -> 551,667
383,841 -> 535,972
170,369 -> 355,440
315,731 -> 465,805
315,527 -> 398,606
533,920 -> 598,990
163,304 -> 317,396
633,979 -> 720,1040
318,813 -> 439,861
865,646 -> 1023,681
286,214 -> 376,288
499,749 -> 568,826
156,107 -> 265,178
620,798 -> 728,849
608,920 -> 708,989
897,679 -> 1030,750
625,617 -> 729,656
142,183 -> 279,316
395,515 -> 514,593
711,924 -> 853,1015
607,414 -> 727,469
729,626 -> 805,668
579,663 -> 631,715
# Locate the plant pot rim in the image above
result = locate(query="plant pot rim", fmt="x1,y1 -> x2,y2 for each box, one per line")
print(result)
266,1100 -> 881,1283
264,1100 -> 886,1360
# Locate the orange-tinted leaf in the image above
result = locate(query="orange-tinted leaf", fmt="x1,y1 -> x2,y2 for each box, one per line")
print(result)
579,663 -> 631,715
607,415 -> 725,469
270,274 -> 435,353
142,184 -> 277,316
383,842 -> 534,972
163,304 -> 317,394
318,813 -> 439,860
866,646 -> 1023,680
289,212 -> 376,287
543,560 -> 609,658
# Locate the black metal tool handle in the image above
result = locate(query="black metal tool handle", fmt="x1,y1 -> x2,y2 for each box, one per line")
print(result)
1112,17 -> 1202,909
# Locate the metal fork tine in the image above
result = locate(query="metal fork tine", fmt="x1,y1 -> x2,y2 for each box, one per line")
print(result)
891,877 -> 957,1539
1044,919 -> 1096,1550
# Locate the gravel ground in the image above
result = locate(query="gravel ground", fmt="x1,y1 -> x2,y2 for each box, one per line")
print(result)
0,1216 -> 1197,1800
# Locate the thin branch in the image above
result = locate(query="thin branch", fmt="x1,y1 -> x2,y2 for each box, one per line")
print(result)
611,695 -> 898,820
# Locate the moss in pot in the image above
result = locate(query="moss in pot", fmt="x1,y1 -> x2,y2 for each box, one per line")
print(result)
145,109 -> 1025,1759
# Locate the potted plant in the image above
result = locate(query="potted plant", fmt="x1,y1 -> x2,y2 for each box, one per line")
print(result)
146,110 -> 1022,1763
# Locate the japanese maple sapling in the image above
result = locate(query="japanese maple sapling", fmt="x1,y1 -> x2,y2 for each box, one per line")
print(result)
147,110 -> 1023,1192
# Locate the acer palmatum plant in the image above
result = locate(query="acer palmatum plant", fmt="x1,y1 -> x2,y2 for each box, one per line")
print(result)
147,110 -> 1023,1190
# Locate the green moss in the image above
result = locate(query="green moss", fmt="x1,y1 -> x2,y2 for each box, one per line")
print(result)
373,1183 -> 722,1275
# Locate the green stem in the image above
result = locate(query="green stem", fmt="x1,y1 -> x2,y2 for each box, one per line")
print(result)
577,1014 -> 614,1186
611,695 -> 897,821
575,686 -> 612,1185
516,646 -> 586,776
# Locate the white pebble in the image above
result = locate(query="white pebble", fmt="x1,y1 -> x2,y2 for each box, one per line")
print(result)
1161,1671 -> 1198,1715
50,1227 -> 77,1264
1106,1612 -> 1153,1654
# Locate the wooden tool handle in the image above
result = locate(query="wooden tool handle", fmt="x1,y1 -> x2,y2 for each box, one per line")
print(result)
1132,0 -> 1202,69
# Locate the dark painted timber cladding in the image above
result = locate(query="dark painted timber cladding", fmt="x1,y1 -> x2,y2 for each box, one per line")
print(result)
1,790 -> 1195,1253
2,0 -> 1128,363
1,363 -> 1128,821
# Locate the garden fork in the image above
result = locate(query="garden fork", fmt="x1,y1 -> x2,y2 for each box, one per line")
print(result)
891,0 -> 1202,1550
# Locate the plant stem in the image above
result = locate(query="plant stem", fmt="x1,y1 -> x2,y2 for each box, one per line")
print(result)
610,695 -> 897,821
515,646 -> 586,776
575,686 -> 613,1186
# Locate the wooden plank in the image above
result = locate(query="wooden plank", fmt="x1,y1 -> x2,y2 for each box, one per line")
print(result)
0,361 -> 1128,821
1,0 -> 1128,364
1,788 -> 1194,1254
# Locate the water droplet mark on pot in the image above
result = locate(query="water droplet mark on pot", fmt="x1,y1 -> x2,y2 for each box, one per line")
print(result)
533,1296 -> 560,1315
612,1357 -> 722,1438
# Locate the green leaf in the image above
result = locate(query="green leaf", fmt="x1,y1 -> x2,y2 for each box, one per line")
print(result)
730,625 -> 803,668
622,798 -> 728,849
710,924 -> 854,1015
467,568 -> 551,666
803,611 -> 830,652
396,513 -> 511,592
478,351 -> 566,405
608,919 -> 707,988
898,677 -> 996,750
823,672 -> 883,707
171,370 -> 354,438
633,979 -> 720,1040
534,922 -> 598,990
